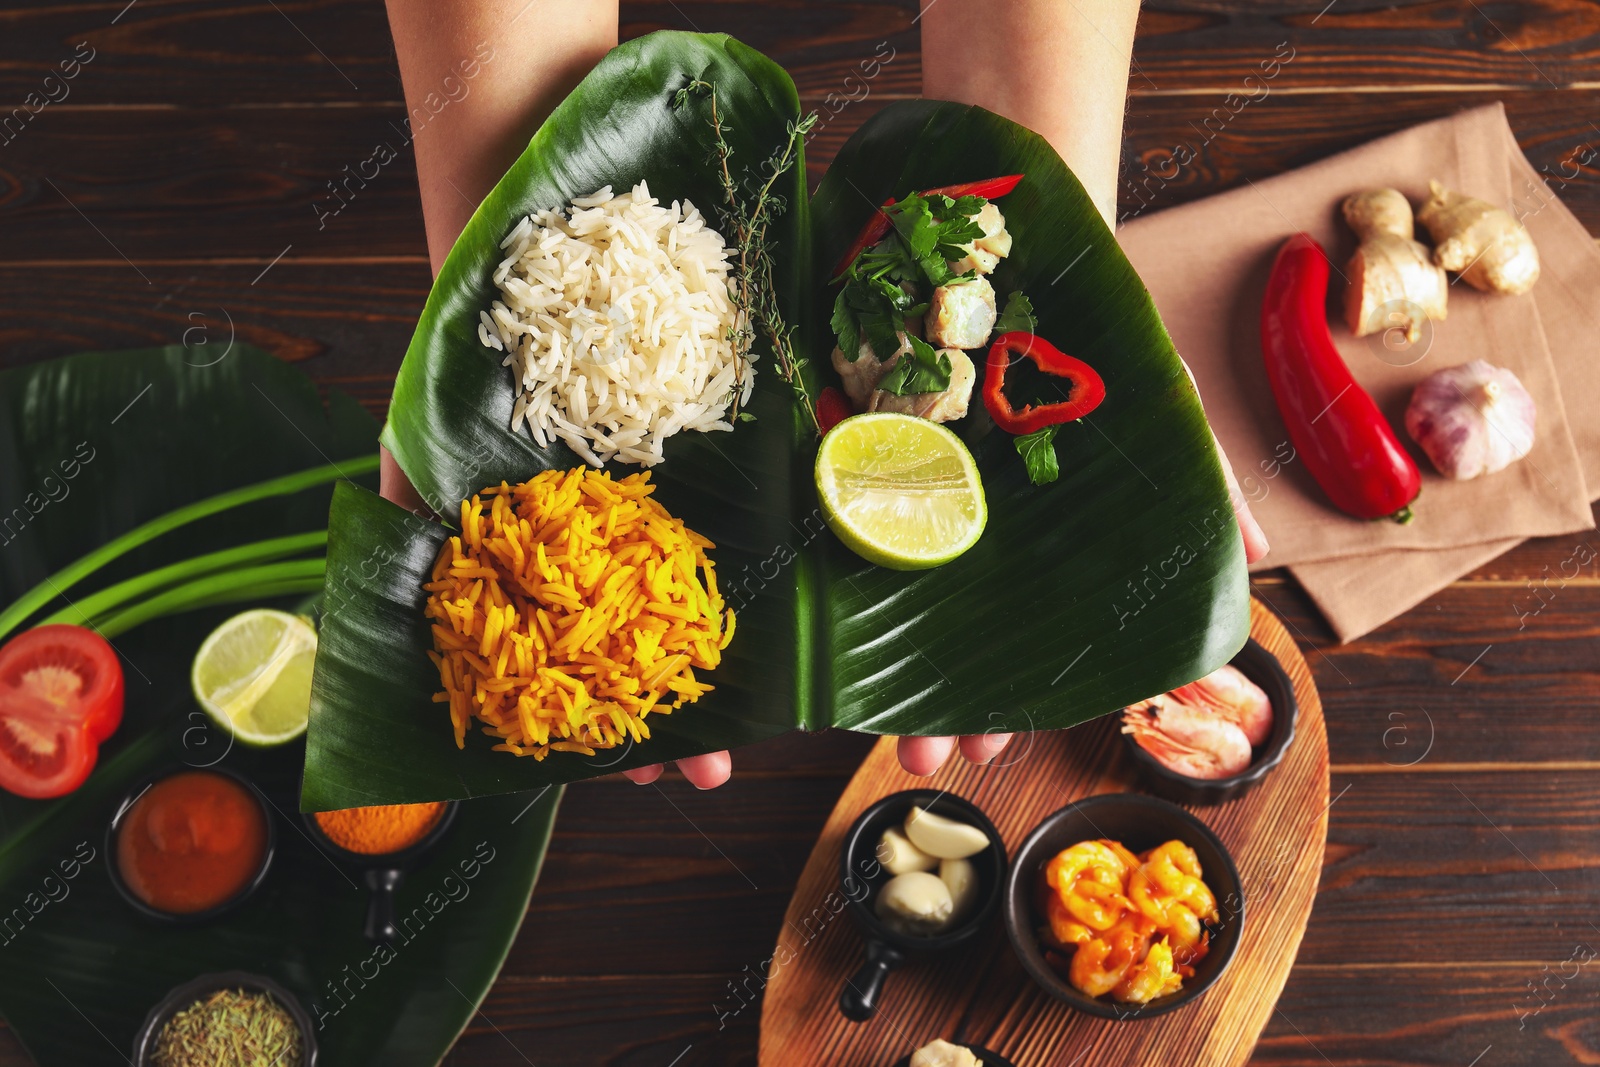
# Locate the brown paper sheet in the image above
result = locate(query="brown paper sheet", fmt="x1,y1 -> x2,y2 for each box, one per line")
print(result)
1289,109 -> 1600,639
1119,103 -> 1598,640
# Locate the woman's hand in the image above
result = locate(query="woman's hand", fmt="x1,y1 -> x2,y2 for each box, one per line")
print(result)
384,0 -> 1267,789
886,0 -> 1269,781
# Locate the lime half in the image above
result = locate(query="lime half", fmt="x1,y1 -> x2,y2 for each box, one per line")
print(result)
815,412 -> 987,570
192,609 -> 318,746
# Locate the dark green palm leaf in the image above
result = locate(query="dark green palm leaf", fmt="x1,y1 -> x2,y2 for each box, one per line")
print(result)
307,31 -> 811,807
813,101 -> 1249,736
0,346 -> 559,1067
306,38 -> 1248,807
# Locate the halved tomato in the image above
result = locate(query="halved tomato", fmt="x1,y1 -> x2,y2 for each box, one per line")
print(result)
0,625 -> 124,798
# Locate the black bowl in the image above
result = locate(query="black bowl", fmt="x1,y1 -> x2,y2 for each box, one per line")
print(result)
301,800 -> 459,943
1121,638 -> 1297,805
1003,793 -> 1243,1020
106,766 -> 276,924
890,1044 -> 1017,1067
838,789 -> 1007,1022
132,970 -> 317,1066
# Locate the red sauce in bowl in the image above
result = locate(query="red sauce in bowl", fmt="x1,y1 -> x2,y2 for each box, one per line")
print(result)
115,770 -> 269,915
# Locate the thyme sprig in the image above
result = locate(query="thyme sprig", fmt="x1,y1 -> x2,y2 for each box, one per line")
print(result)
675,78 -> 821,435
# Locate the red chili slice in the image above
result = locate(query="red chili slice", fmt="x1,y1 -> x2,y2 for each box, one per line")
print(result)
816,386 -> 854,434
982,331 -> 1106,435
830,174 -> 1025,280
0,624 -> 124,798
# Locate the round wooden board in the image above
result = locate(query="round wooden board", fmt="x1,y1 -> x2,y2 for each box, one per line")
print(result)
758,598 -> 1329,1066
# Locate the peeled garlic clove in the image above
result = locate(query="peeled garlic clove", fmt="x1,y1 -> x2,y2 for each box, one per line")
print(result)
1404,360 -> 1536,480
910,1039 -> 983,1067
877,827 -> 938,875
904,806 -> 989,860
875,871 -> 955,935
939,857 -> 979,922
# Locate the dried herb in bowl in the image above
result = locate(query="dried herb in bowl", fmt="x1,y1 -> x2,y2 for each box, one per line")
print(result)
152,988 -> 302,1067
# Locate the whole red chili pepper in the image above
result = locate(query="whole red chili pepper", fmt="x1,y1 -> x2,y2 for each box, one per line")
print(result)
1261,233 -> 1420,522
830,174 -> 1025,280
982,331 -> 1106,435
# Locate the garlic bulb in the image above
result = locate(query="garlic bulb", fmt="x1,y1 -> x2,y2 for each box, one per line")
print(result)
1404,360 -> 1536,479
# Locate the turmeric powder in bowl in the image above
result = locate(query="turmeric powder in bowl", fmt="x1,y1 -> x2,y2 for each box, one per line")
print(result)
312,802 -> 446,856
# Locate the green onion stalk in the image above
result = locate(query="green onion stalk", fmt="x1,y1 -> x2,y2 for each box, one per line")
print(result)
0,455 -> 376,643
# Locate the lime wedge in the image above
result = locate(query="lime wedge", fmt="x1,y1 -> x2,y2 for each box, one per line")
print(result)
191,609 -> 318,746
815,412 -> 987,570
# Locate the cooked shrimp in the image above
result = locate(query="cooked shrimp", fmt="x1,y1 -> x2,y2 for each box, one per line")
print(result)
1046,839 -> 1131,895
1122,697 -> 1254,779
1168,664 -> 1273,747
1065,878 -> 1130,931
1115,937 -> 1185,1004
1044,893 -> 1095,949
1143,841 -> 1217,921
1068,916 -> 1152,998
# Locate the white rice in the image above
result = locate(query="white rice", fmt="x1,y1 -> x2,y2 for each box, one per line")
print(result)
480,181 -> 749,467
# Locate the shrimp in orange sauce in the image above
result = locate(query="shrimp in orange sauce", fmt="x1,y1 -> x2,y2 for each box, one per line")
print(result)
1037,837 -> 1219,1004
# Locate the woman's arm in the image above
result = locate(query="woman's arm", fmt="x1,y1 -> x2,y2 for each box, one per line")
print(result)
385,0 -> 618,274
383,0 -> 731,787
380,0 -> 620,511
920,0 -> 1140,229
902,0 -> 1267,778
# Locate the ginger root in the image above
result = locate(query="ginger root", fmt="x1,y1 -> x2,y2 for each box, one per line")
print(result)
1416,179 -> 1540,294
1342,188 -> 1449,343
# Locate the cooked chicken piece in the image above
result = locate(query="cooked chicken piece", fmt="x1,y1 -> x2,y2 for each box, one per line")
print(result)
832,333 -> 910,408
948,202 -> 1013,275
925,276 -> 997,350
869,348 -> 976,423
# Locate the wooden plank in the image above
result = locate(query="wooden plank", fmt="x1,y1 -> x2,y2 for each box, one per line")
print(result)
0,106 -> 429,262
1256,580 -> 1600,766
0,261 -> 429,386
1113,89 -> 1600,226
3,90 -> 1594,265
513,770 -> 852,978
413,958 -> 1600,1067
1303,769 -> 1600,966
6,0 -> 1600,109
1255,961 -> 1600,1065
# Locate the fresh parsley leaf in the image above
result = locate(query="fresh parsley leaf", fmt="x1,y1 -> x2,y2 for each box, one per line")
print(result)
831,288 -> 861,361
832,192 -> 992,370
877,335 -> 953,396
995,290 -> 1037,334
1015,424 -> 1060,485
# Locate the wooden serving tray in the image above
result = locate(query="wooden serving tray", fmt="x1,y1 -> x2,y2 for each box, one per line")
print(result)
758,598 -> 1328,1066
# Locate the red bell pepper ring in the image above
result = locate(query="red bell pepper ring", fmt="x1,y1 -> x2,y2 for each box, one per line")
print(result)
1261,233 -> 1420,523
830,174 -> 1025,280
982,331 -> 1106,435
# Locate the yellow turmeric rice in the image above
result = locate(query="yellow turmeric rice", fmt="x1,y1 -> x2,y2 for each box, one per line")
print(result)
424,469 -> 734,759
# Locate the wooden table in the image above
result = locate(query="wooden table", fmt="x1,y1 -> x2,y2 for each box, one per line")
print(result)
3,2 -> 1598,1063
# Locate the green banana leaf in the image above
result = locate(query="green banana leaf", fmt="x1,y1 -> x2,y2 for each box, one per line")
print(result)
0,346 -> 560,1067
306,31 -> 1248,808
